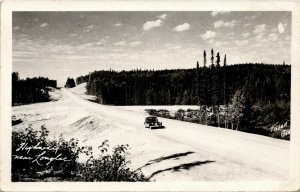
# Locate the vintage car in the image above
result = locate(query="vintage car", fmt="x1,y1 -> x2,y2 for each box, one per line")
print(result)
144,116 -> 163,129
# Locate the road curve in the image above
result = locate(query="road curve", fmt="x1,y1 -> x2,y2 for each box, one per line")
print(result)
62,88 -> 289,180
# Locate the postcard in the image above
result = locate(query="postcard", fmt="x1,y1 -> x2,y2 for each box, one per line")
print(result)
1,0 -> 299,191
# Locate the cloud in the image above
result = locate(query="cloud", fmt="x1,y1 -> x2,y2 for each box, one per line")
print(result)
211,11 -> 231,17
157,13 -> 167,20
213,20 -> 236,28
69,33 -> 77,37
243,23 -> 251,28
242,32 -> 250,38
168,45 -> 181,50
128,41 -> 142,46
113,41 -> 142,46
95,41 -> 103,45
83,25 -> 95,33
81,42 -> 94,47
114,41 -> 126,46
87,25 -> 94,29
114,22 -> 122,27
129,54 -> 138,60
271,28 -> 278,33
173,23 -> 191,32
268,33 -> 279,41
253,24 -> 267,34
278,23 -> 285,34
40,23 -> 48,27
143,13 -> 167,31
234,39 -> 249,46
244,15 -> 257,20
200,31 -> 216,40
215,41 -> 229,47
94,38 -> 107,45
208,39 -> 214,44
143,19 -> 163,30
226,32 -> 235,38
14,26 -> 20,30
254,33 -> 265,41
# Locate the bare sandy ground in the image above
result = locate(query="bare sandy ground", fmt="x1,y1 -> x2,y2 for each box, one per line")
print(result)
12,85 -> 289,181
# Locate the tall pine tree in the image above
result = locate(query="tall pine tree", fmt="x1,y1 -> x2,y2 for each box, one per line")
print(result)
210,49 -> 214,67
203,50 -> 207,68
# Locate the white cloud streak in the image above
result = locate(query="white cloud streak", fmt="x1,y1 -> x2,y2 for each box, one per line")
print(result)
253,24 -> 267,34
268,33 -> 279,41
114,22 -> 122,27
242,33 -> 250,38
143,13 -> 167,31
200,31 -> 216,40
213,20 -> 237,28
128,41 -> 143,46
143,19 -> 162,30
215,41 -> 229,47
173,23 -> 191,32
243,23 -> 251,28
40,23 -> 48,27
114,41 -> 127,46
211,11 -> 231,17
235,39 -> 249,46
157,13 -> 167,20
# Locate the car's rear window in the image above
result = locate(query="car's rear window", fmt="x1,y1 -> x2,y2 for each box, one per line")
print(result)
146,117 -> 157,122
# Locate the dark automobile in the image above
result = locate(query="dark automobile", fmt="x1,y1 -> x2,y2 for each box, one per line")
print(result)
144,116 -> 163,129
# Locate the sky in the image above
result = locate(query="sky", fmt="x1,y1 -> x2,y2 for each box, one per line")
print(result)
13,11 -> 291,86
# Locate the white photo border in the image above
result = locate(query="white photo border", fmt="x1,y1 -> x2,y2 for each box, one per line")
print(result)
1,0 -> 300,191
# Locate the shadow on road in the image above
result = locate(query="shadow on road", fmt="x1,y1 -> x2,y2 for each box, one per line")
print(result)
149,126 -> 165,130
139,151 -> 195,169
148,160 -> 215,179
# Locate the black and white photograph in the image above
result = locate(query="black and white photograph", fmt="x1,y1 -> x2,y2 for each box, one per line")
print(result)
1,0 -> 300,191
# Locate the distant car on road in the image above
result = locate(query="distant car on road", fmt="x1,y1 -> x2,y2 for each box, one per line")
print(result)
144,116 -> 163,129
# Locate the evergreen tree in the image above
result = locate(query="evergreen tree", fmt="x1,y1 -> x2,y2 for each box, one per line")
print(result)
223,54 -> 228,127
203,50 -> 207,67
230,89 -> 246,130
65,77 -> 76,88
211,49 -> 214,67
216,52 -> 220,67
215,52 -> 221,126
145,90 -> 153,105
196,62 -> 202,123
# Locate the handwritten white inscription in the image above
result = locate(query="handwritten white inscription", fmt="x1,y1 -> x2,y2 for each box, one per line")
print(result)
269,121 -> 290,138
13,142 -> 71,166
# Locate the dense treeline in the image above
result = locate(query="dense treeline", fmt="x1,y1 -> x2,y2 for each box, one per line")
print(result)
12,72 -> 57,106
65,77 -> 76,88
75,49 -> 290,133
76,64 -> 290,107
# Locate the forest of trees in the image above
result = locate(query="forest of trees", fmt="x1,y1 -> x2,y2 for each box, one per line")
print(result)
76,55 -> 290,107
12,72 -> 57,106
65,77 -> 76,88
75,49 -> 290,133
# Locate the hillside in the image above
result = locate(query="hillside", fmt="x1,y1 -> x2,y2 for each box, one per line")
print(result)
12,86 -> 289,181
74,64 -> 290,138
